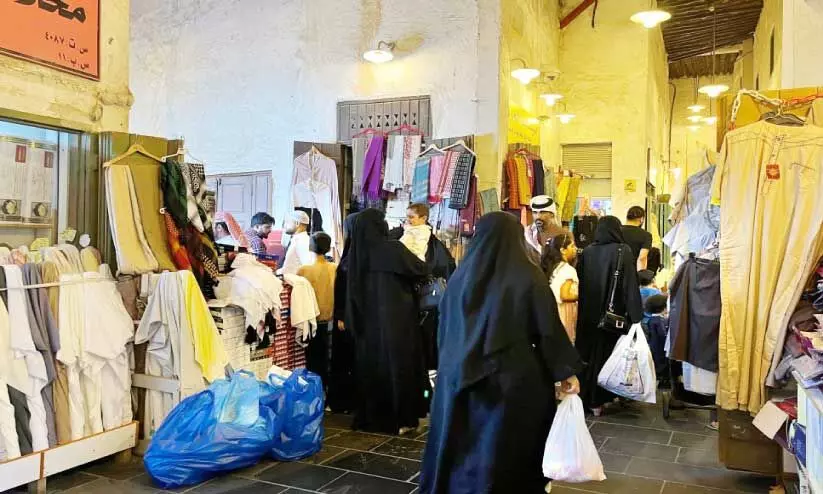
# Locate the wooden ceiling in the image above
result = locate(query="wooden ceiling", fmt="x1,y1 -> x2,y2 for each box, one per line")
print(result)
658,0 -> 763,62
669,52 -> 738,79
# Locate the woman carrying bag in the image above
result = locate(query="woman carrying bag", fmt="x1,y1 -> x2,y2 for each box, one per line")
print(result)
575,216 -> 644,416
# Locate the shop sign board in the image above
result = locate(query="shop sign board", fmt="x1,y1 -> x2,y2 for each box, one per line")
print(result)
0,0 -> 100,80
624,179 -> 638,193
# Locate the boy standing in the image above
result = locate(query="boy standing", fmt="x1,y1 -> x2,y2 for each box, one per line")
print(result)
297,232 -> 336,384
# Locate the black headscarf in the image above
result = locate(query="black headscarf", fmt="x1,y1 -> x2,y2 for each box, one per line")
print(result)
439,212 -> 581,389
344,208 -> 425,333
594,215 -> 625,245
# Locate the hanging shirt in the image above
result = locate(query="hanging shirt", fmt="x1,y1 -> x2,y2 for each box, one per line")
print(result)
291,148 -> 343,259
383,135 -> 406,192
280,232 -> 313,276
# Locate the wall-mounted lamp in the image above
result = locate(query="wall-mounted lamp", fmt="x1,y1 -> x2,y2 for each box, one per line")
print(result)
511,58 -> 540,85
363,41 -> 396,64
630,9 -> 672,28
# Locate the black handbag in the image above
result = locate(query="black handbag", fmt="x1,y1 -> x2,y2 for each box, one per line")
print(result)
598,246 -> 628,333
419,277 -> 447,311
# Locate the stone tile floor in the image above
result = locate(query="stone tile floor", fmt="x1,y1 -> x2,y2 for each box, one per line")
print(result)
3,402 -> 788,493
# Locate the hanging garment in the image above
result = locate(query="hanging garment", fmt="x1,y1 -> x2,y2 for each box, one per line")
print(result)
402,135 -> 423,188
411,157 -> 431,204
514,155 -> 532,207
440,151 -> 462,200
505,158 -> 521,209
383,135 -> 406,192
479,188 -> 500,214
180,161 -> 210,230
80,247 -> 102,273
458,176 -> 479,236
4,266 -> 49,451
126,155 -> 177,271
428,155 -> 447,204
562,177 -> 582,222
283,274 -> 320,344
532,159 -> 545,196
712,121 -> 823,413
177,161 -> 206,233
22,265 -> 59,447
82,266 -> 134,432
448,153 -> 476,210
105,165 -> 159,274
668,256 -> 721,372
0,299 -> 21,460
0,271 -> 33,456
362,136 -> 385,202
555,176 -> 571,217
41,261 -> 71,445
664,166 -> 719,259
160,160 -> 189,229
163,212 -> 193,270
291,148 -> 344,258
351,137 -> 369,201
56,272 -> 86,440
544,166 -> 557,201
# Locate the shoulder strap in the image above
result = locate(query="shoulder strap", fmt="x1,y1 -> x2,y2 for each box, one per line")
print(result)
607,246 -> 624,313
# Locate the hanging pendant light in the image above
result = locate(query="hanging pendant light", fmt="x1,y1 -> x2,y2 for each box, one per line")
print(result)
556,102 -> 575,124
631,0 -> 672,28
687,115 -> 703,123
703,116 -> 718,125
688,77 -> 705,112
698,6 -> 729,98
540,93 -> 563,106
511,58 -> 540,85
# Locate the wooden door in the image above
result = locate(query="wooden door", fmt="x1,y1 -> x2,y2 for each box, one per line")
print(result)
208,171 -> 272,229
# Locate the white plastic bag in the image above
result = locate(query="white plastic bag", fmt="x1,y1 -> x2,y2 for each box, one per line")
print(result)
542,395 -> 606,483
597,323 -> 657,404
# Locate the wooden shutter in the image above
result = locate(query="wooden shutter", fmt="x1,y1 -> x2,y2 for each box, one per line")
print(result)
561,142 -> 613,179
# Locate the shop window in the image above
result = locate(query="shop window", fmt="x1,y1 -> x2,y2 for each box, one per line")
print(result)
0,118 -> 73,247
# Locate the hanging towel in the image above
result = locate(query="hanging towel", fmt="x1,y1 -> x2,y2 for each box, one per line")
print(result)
383,135 -> 406,192
126,155 -> 177,271
362,136 -> 385,201
411,157 -> 431,204
105,165 -> 159,274
403,135 -> 423,188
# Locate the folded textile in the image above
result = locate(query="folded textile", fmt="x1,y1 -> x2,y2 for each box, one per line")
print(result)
283,274 -> 320,345
105,165 -> 159,274
215,254 -> 283,328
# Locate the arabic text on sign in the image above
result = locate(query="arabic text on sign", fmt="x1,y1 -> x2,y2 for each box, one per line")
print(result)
15,0 -> 86,23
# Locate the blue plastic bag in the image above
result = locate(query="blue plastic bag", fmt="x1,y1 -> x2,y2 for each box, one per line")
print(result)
268,368 -> 325,461
144,371 -> 277,489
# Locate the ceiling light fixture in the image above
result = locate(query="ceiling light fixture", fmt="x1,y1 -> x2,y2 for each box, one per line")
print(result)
688,125 -> 700,132
363,41 -> 396,64
511,58 -> 540,85
703,116 -> 718,125
687,115 -> 703,123
688,104 -> 705,113
556,102 -> 575,124
630,9 -> 672,29
698,6 -> 729,98
540,93 -> 563,106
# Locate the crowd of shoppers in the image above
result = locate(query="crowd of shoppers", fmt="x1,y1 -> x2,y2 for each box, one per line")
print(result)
265,199 -> 660,493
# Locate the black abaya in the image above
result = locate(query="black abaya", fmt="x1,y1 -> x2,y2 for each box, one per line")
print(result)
421,212 -> 582,494
575,216 -> 644,410
328,213 -> 357,414
345,209 -> 429,433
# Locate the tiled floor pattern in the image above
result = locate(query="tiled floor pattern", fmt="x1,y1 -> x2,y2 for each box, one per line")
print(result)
4,403 -> 781,493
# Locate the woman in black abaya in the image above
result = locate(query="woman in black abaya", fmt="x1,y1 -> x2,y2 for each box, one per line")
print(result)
328,213 -> 358,413
421,212 -> 583,494
575,215 -> 643,415
345,208 -> 429,434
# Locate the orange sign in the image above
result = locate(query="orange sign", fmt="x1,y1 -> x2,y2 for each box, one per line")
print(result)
0,0 -> 99,80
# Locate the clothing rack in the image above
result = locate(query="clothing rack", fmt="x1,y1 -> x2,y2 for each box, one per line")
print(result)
0,275 -> 115,291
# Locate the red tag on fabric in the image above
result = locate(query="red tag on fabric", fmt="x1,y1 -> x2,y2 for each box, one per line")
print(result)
766,164 -> 780,180
15,145 -> 26,163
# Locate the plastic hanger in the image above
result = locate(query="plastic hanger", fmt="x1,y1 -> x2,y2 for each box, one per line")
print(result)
387,124 -> 425,136
761,108 -> 806,127
103,144 -> 163,167
352,128 -> 385,138
417,144 -> 445,158
442,139 -> 476,157
160,146 -> 205,164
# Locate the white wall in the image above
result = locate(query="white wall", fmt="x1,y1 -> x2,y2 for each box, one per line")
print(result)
129,0 -> 500,220
781,0 -> 823,87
